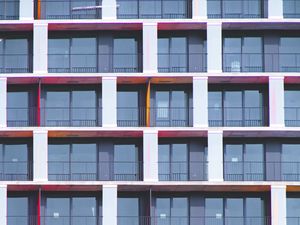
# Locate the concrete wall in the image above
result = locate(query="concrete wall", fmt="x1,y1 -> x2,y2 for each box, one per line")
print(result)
0,185 -> 7,225
271,185 -> 287,225
269,76 -> 285,127
207,22 -> 222,73
208,130 -> 223,181
193,76 -> 208,127
33,22 -> 48,74
33,130 -> 48,181
103,185 -> 117,225
0,78 -> 7,128
19,0 -> 34,20
102,76 -> 117,127
143,129 -> 158,182
143,23 -> 158,73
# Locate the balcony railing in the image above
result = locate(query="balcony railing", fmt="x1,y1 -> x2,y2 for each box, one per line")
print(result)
158,53 -> 207,72
223,53 -> 300,72
39,0 -> 102,19
48,53 -> 141,73
224,161 -> 265,181
40,107 -> 102,127
118,216 -> 270,225
0,161 -> 32,181
287,217 -> 300,225
207,0 -> 264,18
283,0 -> 300,18
48,161 -> 143,181
117,0 -> 192,19
267,161 -> 300,181
117,107 -> 146,127
0,0 -> 19,20
7,107 -> 37,127
285,107 -> 300,126
7,215 -> 37,225
208,106 -> 265,127
158,161 -> 207,181
0,54 -> 32,73
42,216 -> 102,225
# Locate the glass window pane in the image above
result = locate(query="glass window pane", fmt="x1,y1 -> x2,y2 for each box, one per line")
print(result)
113,38 -> 137,72
73,197 -> 97,225
225,198 -> 243,225
48,39 -> 70,71
205,198 -> 223,224
8,197 -> 28,225
48,144 -> 70,180
224,92 -> 242,125
282,144 -> 300,180
7,92 -> 29,123
224,144 -> 243,180
46,198 -> 70,225
208,92 -> 222,124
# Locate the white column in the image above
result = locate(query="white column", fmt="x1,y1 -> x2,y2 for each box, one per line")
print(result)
102,76 -> 117,127
143,23 -> 158,74
269,76 -> 285,127
0,185 -> 7,225
271,185 -> 286,225
102,0 -> 117,19
143,129 -> 158,182
193,76 -> 208,127
33,22 -> 48,74
208,130 -> 223,181
103,185 -> 117,225
268,0 -> 283,19
19,0 -> 34,20
0,78 -> 7,128
33,130 -> 48,181
207,22 -> 222,73
193,0 -> 207,19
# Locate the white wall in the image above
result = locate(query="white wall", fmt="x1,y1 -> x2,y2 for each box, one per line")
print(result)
0,185 -> 7,225
0,78 -> 7,128
19,0 -> 34,20
193,76 -> 208,127
208,130 -> 223,181
33,22 -> 48,74
33,130 -> 48,181
103,185 -> 118,225
269,76 -> 285,127
271,185 -> 287,225
143,129 -> 158,182
143,23 -> 158,73
102,76 -> 117,127
207,22 -> 222,73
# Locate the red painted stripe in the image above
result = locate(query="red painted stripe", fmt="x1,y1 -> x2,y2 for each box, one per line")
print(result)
37,189 -> 41,225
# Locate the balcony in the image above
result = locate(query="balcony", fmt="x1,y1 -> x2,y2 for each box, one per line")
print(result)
117,0 -> 192,19
150,107 -> 192,127
117,107 -> 146,127
285,107 -> 300,127
48,53 -> 141,73
7,107 -> 37,127
0,161 -> 32,181
223,53 -> 300,73
208,106 -> 266,127
42,216 -> 102,225
158,53 -> 207,73
224,161 -> 264,181
40,107 -> 102,127
48,161 -> 143,181
207,0 -> 264,18
283,0 -> 300,18
117,216 -> 270,225
39,0 -> 102,19
0,0 -> 19,20
0,53 -> 32,73
158,161 -> 207,181
268,162 -> 300,181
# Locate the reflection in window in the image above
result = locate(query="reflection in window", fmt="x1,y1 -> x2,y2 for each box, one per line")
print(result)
117,91 -> 140,127
279,38 -> 300,72
282,144 -> 300,181
8,197 -> 29,225
287,197 -> 300,225
285,90 -> 300,126
118,198 -> 139,225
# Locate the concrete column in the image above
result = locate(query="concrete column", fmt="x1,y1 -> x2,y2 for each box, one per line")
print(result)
19,0 -> 34,20
268,0 -> 283,19
33,22 -> 48,74
269,76 -> 285,127
102,76 -> 117,127
207,130 -> 223,181
103,185 -> 117,225
271,185 -> 286,225
207,22 -> 222,73
192,0 -> 207,19
33,130 -> 48,181
193,76 -> 208,127
102,0 -> 117,19
143,23 -> 158,74
0,78 -> 7,128
0,185 -> 7,225
143,129 -> 158,182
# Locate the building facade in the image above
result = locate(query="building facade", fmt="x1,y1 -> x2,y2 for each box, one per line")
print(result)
0,0 -> 300,225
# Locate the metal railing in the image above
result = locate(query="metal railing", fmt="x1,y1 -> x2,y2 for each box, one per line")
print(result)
40,107 -> 102,127
7,107 -> 37,127
223,53 -> 264,72
224,161 -> 265,181
283,0 -> 300,18
117,107 -> 146,127
7,215 -> 37,225
42,216 -> 102,225
208,106 -> 265,127
117,0 -> 192,19
267,161 -> 300,181
207,0 -> 264,18
117,216 -> 270,225
48,161 -> 143,181
0,0 -> 19,20
285,107 -> 300,127
150,107 -> 192,127
158,161 -> 207,181
39,0 -> 102,19
48,53 -> 141,73
0,161 -> 32,181
158,53 -> 207,72
0,54 -> 32,73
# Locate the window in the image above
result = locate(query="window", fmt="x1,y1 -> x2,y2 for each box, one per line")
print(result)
223,37 -> 263,72
282,144 -> 300,181
8,197 -> 29,225
285,90 -> 300,126
224,143 -> 264,181
118,198 -> 139,225
0,0 -> 19,20
279,37 -> 300,72
287,197 -> 300,225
